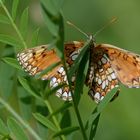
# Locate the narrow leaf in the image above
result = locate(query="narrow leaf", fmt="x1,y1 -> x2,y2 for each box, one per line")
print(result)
68,40 -> 91,79
18,76 -> 43,101
89,114 -> 100,140
74,48 -> 89,105
7,117 -> 29,140
33,113 -> 57,132
60,110 -> 71,128
12,0 -> 19,20
2,57 -> 22,70
0,14 -> 10,24
40,0 -> 59,16
35,61 -> 61,79
0,34 -> 21,49
87,88 -> 119,140
31,28 -> 40,47
53,126 -> 79,137
0,118 -> 9,135
49,102 -> 72,118
20,8 -> 28,38
51,0 -> 64,11
41,3 -> 59,37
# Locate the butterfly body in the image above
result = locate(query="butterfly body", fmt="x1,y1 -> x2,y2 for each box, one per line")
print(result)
17,37 -> 140,103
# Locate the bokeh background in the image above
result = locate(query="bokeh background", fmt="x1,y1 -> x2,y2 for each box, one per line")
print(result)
0,0 -> 140,140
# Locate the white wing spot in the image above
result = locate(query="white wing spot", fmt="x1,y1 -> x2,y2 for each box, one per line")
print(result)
100,96 -> 104,100
99,69 -> 103,72
71,54 -> 78,60
108,75 -> 112,81
102,81 -> 106,89
27,65 -> 32,71
107,68 -> 113,74
111,73 -> 116,80
101,57 -> 107,64
98,79 -> 102,85
58,67 -> 64,73
53,82 -> 58,88
106,79 -> 109,86
62,71 -> 66,76
94,92 -> 100,103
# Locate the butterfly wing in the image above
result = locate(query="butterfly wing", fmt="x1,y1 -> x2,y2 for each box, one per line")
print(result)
96,44 -> 140,88
17,45 -> 61,78
17,41 -> 84,101
86,48 -> 119,103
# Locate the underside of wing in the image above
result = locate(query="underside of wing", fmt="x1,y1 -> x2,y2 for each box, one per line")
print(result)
96,44 -> 140,88
17,41 -> 84,101
87,50 -> 119,103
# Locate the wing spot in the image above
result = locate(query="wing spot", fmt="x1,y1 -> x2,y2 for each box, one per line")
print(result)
102,81 -> 106,89
101,57 -> 107,64
94,92 -> 100,103
111,73 -> 116,80
58,67 -> 64,74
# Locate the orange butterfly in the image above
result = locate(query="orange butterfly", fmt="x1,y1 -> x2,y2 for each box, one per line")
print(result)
17,35 -> 140,103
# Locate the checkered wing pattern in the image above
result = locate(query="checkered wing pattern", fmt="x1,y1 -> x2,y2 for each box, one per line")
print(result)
98,44 -> 140,88
17,42 -> 84,101
86,47 -> 119,103
87,44 -> 140,103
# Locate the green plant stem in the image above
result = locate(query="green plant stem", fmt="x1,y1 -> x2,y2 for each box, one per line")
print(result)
0,97 -> 42,140
0,0 -> 27,49
44,100 -> 66,140
73,101 -> 88,140
64,64 -> 88,140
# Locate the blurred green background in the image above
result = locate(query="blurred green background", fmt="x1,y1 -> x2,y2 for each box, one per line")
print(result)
1,0 -> 140,140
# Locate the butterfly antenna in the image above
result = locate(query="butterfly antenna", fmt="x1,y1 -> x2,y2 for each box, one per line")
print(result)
67,21 -> 89,38
94,17 -> 118,37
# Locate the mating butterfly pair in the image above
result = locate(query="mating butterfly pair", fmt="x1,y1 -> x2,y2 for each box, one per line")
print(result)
17,35 -> 140,103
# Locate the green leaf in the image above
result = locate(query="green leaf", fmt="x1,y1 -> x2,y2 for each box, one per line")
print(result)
0,34 -> 21,49
40,0 -> 60,16
41,0 -> 64,59
0,118 -> 9,135
7,117 -> 29,140
2,57 -> 22,70
35,61 -> 61,79
51,0 -> 64,10
18,76 -> 43,101
97,88 -> 119,113
12,0 -> 19,20
46,83 -> 66,98
74,47 -> 89,105
60,110 -> 71,128
0,14 -> 10,24
31,28 -> 40,47
0,0 -> 5,6
68,40 -> 91,79
54,13 -> 64,59
33,113 -> 57,132
53,126 -> 79,137
87,87 -> 119,140
41,0 -> 63,37
89,114 -> 100,140
49,102 -> 72,118
20,7 -> 28,38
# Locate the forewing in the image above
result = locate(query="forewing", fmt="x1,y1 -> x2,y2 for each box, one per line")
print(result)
17,45 -> 61,78
97,44 -> 140,88
17,42 -> 84,101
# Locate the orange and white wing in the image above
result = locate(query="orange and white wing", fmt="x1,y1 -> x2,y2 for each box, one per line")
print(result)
17,42 -> 84,101
96,44 -> 140,88
86,49 -> 119,103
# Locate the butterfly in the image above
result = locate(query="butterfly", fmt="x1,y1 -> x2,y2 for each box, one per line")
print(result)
17,35 -> 140,103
